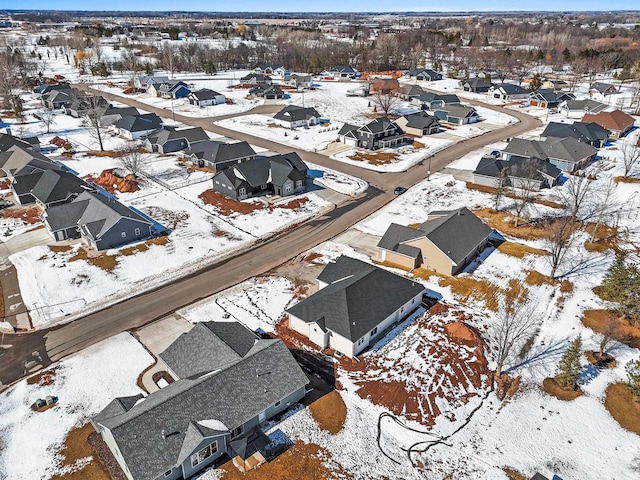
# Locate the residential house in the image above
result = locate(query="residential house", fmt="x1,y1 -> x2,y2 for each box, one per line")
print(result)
145,127 -> 209,154
158,81 -> 191,99
541,121 -> 610,148
240,73 -> 272,85
461,77 -> 494,93
188,89 -> 226,107
371,78 -> 400,95
0,132 -> 36,152
74,191 -> 154,250
413,92 -> 460,110
326,66 -> 359,79
488,83 -> 530,101
114,113 -> 163,140
434,104 -> 480,125
33,83 -> 71,96
286,255 -> 425,357
0,144 -> 62,181
64,93 -> 108,118
559,99 -> 608,117
472,155 -> 562,191
394,111 -> 440,136
377,208 -> 493,275
254,64 -> 287,76
42,88 -> 75,110
12,169 -> 95,207
396,84 -> 424,101
502,136 -> 598,171
282,74 -> 313,90
541,79 -> 571,91
248,84 -> 285,99
590,82 -> 618,96
93,321 -> 308,480
99,106 -> 140,127
337,117 -> 407,150
273,105 -> 322,129
406,69 -> 443,81
529,89 -> 575,109
184,140 -> 256,172
133,75 -> 170,91
212,152 -> 308,201
582,109 -> 636,139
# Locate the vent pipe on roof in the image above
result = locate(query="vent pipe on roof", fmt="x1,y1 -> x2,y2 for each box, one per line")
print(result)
161,429 -> 167,440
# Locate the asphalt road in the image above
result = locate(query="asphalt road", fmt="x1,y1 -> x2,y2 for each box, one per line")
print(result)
0,85 -> 540,390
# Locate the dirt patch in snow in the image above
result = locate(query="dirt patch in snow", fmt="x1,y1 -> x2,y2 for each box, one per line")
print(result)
88,169 -> 140,194
339,304 -> 491,427
497,241 -> 549,258
348,150 -> 399,166
218,441 -> 351,480
581,309 -> 640,349
309,390 -> 347,435
0,205 -> 42,224
199,189 -> 310,216
542,377 -> 583,401
614,176 -> 640,184
605,383 -> 640,436
50,423 -> 111,480
0,178 -> 11,190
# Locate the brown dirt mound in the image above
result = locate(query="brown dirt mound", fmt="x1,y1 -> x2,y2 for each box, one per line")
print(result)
542,377 -> 583,401
27,368 -> 56,386
50,136 -> 71,149
199,189 -> 310,216
91,169 -> 140,194
605,383 -> 640,436
218,441 -> 349,480
339,304 -> 491,426
309,391 -> 347,435
585,350 -> 617,368
0,205 -> 42,224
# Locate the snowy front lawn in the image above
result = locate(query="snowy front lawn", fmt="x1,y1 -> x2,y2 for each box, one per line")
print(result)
0,333 -> 152,480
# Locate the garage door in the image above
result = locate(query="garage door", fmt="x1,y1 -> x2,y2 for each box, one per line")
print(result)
344,137 -> 358,147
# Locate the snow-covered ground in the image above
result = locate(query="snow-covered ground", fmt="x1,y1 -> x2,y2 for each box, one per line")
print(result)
215,114 -> 342,152
0,333 -> 152,480
307,162 -> 368,196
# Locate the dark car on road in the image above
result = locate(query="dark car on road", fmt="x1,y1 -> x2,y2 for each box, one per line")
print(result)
394,186 -> 407,195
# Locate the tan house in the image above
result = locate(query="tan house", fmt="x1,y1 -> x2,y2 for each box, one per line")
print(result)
394,111 -> 440,136
582,109 -> 636,139
377,208 -> 493,275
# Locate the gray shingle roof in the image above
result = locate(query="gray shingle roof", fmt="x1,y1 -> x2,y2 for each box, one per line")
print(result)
437,104 -> 478,119
287,256 -> 424,342
0,145 -> 61,177
542,121 -> 610,145
96,337 -> 307,480
0,133 -> 33,152
216,153 -> 307,189
187,140 -> 255,164
159,322 -> 260,378
115,113 -> 162,133
474,156 -> 561,182
44,199 -> 91,231
149,127 -> 209,146
190,88 -> 223,100
504,137 -> 598,164
562,99 -> 608,114
361,117 -> 399,134
30,169 -> 95,205
377,223 -> 424,251
417,208 -> 493,265
273,105 -> 322,123
495,83 -> 528,95
401,111 -> 439,130
75,191 -> 152,240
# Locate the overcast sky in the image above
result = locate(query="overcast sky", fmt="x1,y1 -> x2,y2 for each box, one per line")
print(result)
8,1 -> 633,13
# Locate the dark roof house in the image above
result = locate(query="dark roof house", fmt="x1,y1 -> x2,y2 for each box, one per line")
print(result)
541,121 -> 610,148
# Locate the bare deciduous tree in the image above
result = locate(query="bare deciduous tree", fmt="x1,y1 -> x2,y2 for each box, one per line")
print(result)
621,134 -> 640,178
83,95 -> 107,152
556,172 -> 597,222
372,91 -> 401,116
118,145 -> 148,178
39,106 -> 56,134
507,165 -> 539,227
546,215 -> 579,279
494,167 -> 507,210
489,295 -> 541,379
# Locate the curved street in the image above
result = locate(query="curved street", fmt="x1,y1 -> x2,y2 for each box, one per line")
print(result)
0,85 -> 540,390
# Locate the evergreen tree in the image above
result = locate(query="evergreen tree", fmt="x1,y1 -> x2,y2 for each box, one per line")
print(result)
626,359 -> 640,399
556,336 -> 582,390
601,255 -> 640,325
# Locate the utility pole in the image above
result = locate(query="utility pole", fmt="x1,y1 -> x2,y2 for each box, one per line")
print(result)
171,96 -> 175,121
428,156 -> 432,180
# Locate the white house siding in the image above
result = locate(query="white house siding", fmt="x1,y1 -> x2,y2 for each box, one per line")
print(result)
309,323 -> 329,348
472,174 -> 499,188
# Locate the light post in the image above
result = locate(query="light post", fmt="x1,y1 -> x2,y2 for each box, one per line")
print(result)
428,156 -> 432,180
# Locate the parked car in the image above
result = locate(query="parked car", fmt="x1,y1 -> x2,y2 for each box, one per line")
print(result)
394,186 -> 408,195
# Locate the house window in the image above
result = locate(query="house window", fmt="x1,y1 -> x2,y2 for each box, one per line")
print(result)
165,470 -> 172,477
285,184 -> 292,193
134,228 -> 140,236
239,187 -> 246,196
295,180 -> 303,189
215,180 -> 220,185
371,327 -> 378,336
275,400 -> 281,407
121,232 -> 126,238
190,441 -> 217,468
412,298 -> 415,304
231,425 -> 243,439
401,306 -> 404,313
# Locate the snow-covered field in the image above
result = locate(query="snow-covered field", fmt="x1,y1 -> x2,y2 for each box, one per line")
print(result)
0,333 -> 152,480
215,114 -> 342,152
